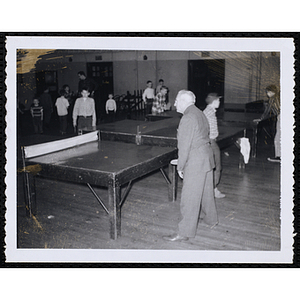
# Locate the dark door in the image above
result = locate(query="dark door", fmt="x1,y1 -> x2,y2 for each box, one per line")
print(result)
86,62 -> 113,121
35,70 -> 59,129
188,59 -> 225,111
36,70 -> 58,100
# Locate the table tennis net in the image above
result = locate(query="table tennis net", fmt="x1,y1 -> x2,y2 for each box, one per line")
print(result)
23,131 -> 99,159
137,116 -> 180,135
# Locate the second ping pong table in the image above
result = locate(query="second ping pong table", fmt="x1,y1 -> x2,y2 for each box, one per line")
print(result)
99,118 -> 246,150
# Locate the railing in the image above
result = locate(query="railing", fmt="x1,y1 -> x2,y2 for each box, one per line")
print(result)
115,90 -> 146,118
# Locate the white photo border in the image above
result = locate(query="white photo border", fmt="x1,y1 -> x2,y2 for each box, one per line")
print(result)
5,35 -> 295,263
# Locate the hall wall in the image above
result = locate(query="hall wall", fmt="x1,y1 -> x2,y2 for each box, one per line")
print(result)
18,50 -> 280,110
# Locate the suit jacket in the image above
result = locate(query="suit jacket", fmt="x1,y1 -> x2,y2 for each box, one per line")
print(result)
177,104 -> 215,173
78,77 -> 99,94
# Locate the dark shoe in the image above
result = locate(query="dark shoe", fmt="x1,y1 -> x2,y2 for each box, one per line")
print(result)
162,233 -> 189,242
267,157 -> 280,163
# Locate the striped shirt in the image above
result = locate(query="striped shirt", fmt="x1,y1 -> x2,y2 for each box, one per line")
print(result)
31,106 -> 43,118
203,105 -> 218,139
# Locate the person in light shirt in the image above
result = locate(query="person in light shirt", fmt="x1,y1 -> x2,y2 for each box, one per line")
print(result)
55,89 -> 70,135
142,80 -> 155,115
72,87 -> 96,134
105,93 -> 117,122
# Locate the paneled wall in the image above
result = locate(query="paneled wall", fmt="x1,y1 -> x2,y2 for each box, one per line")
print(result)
18,50 -> 280,110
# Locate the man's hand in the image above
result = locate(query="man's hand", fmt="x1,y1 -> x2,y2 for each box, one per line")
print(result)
177,170 -> 183,179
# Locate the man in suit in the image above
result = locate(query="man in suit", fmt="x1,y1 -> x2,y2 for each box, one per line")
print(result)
163,90 -> 218,242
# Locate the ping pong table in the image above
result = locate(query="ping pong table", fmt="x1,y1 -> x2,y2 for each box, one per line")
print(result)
141,109 -> 263,157
22,131 -> 177,240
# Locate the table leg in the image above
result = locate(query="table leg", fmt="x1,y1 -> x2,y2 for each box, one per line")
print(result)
251,124 -> 258,158
108,179 -> 121,239
23,171 -> 37,217
168,163 -> 178,202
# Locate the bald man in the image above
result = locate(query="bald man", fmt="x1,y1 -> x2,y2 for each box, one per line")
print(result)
163,90 -> 218,242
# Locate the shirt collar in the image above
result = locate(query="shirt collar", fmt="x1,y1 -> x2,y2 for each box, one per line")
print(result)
208,104 -> 216,112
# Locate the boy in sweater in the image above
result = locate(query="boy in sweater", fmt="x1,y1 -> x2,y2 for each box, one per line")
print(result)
203,93 -> 226,198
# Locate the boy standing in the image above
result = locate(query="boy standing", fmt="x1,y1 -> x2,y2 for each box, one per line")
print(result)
203,93 -> 226,198
105,93 -> 117,122
72,87 -> 96,134
156,79 -> 164,95
30,98 -> 43,134
55,89 -> 70,135
254,84 -> 280,162
142,81 -> 155,115
152,86 -> 168,115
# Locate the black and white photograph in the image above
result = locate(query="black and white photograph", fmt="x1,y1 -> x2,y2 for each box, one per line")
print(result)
5,36 -> 294,264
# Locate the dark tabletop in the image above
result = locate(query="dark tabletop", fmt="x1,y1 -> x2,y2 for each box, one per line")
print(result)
27,140 -> 177,173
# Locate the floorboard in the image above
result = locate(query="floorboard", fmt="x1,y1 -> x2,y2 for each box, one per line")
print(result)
17,134 -> 281,252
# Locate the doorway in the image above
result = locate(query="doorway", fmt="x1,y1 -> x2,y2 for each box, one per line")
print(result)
86,62 -> 113,121
36,70 -> 58,100
188,59 -> 225,111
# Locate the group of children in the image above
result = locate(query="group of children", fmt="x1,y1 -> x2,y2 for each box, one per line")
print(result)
31,87 -> 117,135
142,79 -> 169,115
31,79 -> 170,135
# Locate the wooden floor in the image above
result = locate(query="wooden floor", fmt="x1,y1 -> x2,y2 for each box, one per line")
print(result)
17,134 -> 280,251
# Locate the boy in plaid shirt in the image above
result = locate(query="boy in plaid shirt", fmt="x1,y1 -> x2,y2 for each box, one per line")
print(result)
152,86 -> 168,115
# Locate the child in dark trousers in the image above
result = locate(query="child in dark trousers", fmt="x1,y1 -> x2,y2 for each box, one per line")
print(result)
72,87 -> 96,134
105,93 -> 117,122
55,89 -> 70,135
203,93 -> 226,198
30,98 -> 43,134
